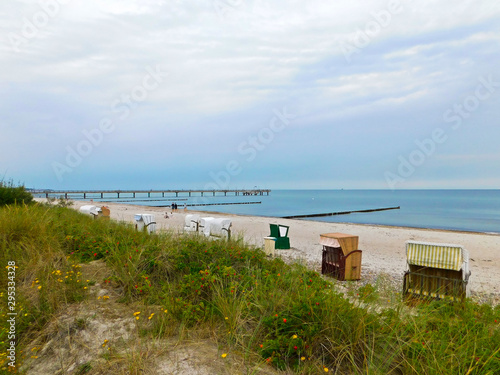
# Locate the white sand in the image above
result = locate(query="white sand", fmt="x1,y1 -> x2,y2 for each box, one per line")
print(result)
65,200 -> 500,299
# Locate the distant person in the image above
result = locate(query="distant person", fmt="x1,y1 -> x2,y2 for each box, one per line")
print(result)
164,212 -> 169,219
183,203 -> 187,211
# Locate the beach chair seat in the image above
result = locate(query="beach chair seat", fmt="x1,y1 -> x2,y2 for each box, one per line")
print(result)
269,224 -> 290,249
320,233 -> 362,281
403,241 -> 471,302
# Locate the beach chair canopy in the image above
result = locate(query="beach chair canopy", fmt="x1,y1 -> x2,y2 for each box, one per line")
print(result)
405,240 -> 469,278
319,233 -> 359,256
270,224 -> 289,237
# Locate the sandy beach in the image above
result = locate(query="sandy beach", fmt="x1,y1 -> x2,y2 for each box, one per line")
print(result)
67,200 -> 500,303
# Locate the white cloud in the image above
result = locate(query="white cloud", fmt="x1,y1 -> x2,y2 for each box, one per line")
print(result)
1,0 -> 499,188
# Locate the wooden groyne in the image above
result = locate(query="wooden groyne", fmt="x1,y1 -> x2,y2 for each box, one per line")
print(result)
282,206 -> 400,219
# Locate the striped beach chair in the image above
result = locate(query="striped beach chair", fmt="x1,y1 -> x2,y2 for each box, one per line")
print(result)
403,241 -> 471,302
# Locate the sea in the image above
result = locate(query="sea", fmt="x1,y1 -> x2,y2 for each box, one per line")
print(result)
85,189 -> 500,234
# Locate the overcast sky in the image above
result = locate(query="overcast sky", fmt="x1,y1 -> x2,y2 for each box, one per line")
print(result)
1,0 -> 500,190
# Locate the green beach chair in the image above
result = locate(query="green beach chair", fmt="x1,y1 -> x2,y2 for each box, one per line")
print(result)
269,224 -> 290,249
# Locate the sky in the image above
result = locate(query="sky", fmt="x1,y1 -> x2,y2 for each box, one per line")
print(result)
1,0 -> 500,190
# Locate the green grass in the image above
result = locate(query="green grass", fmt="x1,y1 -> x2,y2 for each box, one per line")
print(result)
1,203 -> 499,374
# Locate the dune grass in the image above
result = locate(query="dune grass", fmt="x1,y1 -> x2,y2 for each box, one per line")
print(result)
1,203 -> 499,374
0,181 -> 33,207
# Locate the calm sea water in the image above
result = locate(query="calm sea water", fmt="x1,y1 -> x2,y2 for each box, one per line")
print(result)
89,190 -> 500,234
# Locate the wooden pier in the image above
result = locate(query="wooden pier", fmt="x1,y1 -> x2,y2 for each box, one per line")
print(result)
30,188 -> 271,200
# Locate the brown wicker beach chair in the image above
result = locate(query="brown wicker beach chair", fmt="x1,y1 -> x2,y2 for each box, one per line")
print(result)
320,233 -> 362,281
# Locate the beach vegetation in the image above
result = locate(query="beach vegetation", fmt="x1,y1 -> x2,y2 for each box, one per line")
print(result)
0,180 -> 33,207
1,203 -> 499,374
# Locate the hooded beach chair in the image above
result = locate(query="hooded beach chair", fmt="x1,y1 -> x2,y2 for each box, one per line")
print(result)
79,205 -> 100,218
403,240 -> 471,302
100,206 -> 110,219
269,224 -> 290,249
134,214 -> 156,234
198,217 -> 215,237
197,217 -> 231,239
207,218 -> 232,240
320,233 -> 362,281
79,205 -> 110,220
183,214 -> 200,232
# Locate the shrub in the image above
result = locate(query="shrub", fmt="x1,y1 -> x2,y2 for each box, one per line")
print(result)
0,180 -> 33,206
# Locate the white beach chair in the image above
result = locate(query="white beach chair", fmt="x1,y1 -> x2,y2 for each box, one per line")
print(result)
79,205 -> 101,218
208,218 -> 232,239
403,240 -> 471,302
198,217 -> 215,237
183,214 -> 200,232
134,214 -> 156,234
